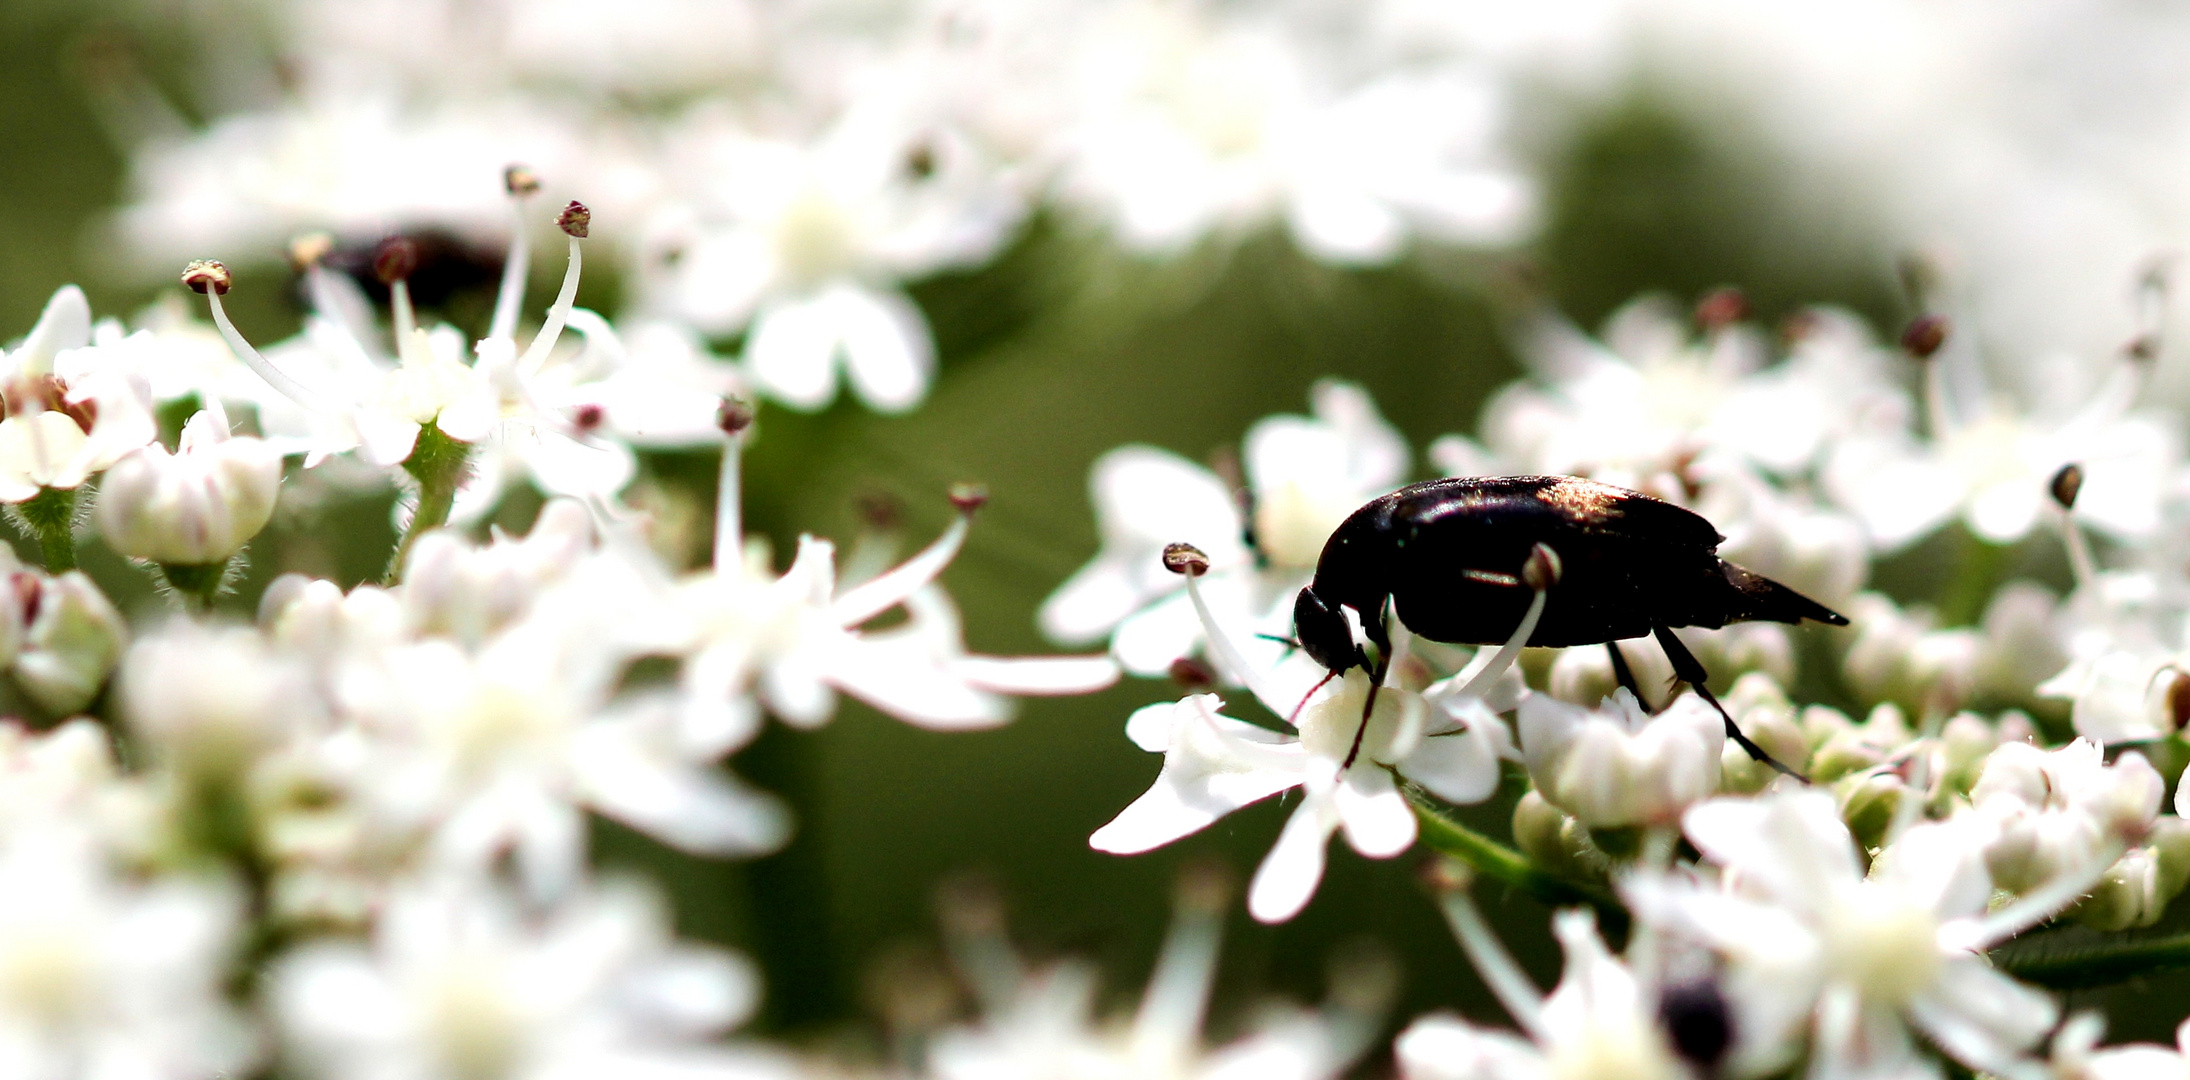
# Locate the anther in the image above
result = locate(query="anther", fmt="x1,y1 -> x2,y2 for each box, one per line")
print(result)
1417,856 -> 1471,895
1901,313 -> 1949,359
2050,462 -> 2084,511
2168,668 -> 2190,735
1522,542 -> 1562,591
571,403 -> 605,432
715,396 -> 754,436
371,238 -> 419,285
287,232 -> 333,271
948,482 -> 988,514
1658,980 -> 1736,1071
1163,542 -> 1210,577
181,259 -> 231,296
1173,859 -> 1232,915
1694,287 -> 1748,331
557,200 -> 591,239
1168,656 -> 1216,689
504,164 -> 541,197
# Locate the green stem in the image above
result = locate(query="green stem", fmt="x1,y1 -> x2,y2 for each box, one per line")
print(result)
1406,785 -> 1626,926
16,486 -> 76,572
1990,929 -> 2190,989
1937,526 -> 2008,628
158,560 -> 231,613
385,422 -> 471,584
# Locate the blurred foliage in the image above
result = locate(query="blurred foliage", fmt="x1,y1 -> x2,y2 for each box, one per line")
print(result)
9,0 -> 2190,1060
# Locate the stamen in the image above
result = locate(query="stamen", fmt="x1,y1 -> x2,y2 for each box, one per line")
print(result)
489,166 -> 540,343
1168,546 -> 1286,714
711,397 -> 753,572
2052,463 -> 2097,590
516,202 -> 590,374
1902,313 -> 1955,440
184,260 -> 325,412
828,487 -> 976,626
1428,862 -> 1547,1040
1454,543 -> 1558,700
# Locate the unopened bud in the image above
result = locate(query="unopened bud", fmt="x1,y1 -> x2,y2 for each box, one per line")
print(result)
1901,314 -> 1949,358
947,483 -> 988,514
1694,287 -> 1748,330
181,259 -> 231,296
557,200 -> 591,238
371,238 -> 419,285
1162,543 -> 1209,576
504,164 -> 540,197
1522,542 -> 1562,591
2050,462 -> 2084,510
286,232 -> 333,271
715,397 -> 754,436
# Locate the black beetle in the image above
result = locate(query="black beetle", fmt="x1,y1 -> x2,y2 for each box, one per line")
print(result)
1292,475 -> 1847,776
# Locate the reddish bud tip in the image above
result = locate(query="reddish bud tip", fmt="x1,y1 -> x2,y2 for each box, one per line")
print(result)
180,259 -> 231,295
1901,313 -> 1949,359
371,237 -> 420,285
1694,287 -> 1749,330
948,482 -> 988,513
504,164 -> 541,197
557,200 -> 591,239
1162,542 -> 1210,577
2050,462 -> 2084,510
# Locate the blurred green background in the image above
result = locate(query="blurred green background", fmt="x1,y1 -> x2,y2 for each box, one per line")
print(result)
12,0 -> 2187,1066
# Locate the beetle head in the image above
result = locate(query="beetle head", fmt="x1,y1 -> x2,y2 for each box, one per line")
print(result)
1293,585 -> 1366,674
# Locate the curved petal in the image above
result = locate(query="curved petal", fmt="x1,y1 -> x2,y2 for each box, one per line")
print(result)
1248,792 -> 1339,923
832,285 -> 934,414
745,296 -> 839,411
1336,766 -> 1417,858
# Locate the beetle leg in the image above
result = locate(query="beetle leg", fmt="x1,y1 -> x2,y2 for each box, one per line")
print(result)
1341,651 -> 1388,772
1651,624 -> 1808,783
1605,641 -> 1648,711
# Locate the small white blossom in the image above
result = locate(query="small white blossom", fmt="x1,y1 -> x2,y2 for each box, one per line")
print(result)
1517,689 -> 1724,830
96,406 -> 283,566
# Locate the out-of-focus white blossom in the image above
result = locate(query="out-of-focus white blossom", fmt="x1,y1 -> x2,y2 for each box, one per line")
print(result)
0,287 -> 158,503
1041,380 -> 1406,678
13,571 -> 128,717
274,875 -> 788,1080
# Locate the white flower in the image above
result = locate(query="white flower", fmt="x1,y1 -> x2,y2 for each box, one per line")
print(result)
642,101 -> 1020,413
681,509 -> 1116,733
0,825 -> 256,1080
1040,380 -> 1406,677
1051,1 -> 1531,260
1630,790 -> 2069,1079
1517,689 -> 1724,829
1823,337 -> 2178,551
1092,555 -> 1527,923
925,874 -> 1387,1080
1395,911 -> 1692,1080
96,405 -> 283,565
1970,739 -> 2162,895
117,621 -> 315,784
0,286 -> 158,503
273,875 -> 787,1080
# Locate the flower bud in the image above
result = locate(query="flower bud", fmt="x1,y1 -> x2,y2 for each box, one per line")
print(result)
94,412 -> 282,565
11,571 -> 125,715
1717,674 -> 1808,794
1836,770 -> 1906,852
1510,789 -> 1607,885
1518,689 -> 1724,828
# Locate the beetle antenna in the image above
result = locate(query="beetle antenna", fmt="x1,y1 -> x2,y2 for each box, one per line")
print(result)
1287,669 -> 1339,729
1341,652 -> 1389,772
1651,624 -> 1807,782
1255,633 -> 1303,653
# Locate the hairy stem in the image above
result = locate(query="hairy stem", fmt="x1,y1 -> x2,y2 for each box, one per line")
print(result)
386,423 -> 471,584
1406,785 -> 1626,929
15,486 -> 77,572
1991,929 -> 2190,989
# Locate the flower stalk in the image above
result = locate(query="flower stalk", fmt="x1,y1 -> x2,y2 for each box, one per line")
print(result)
386,422 -> 470,584
15,485 -> 77,572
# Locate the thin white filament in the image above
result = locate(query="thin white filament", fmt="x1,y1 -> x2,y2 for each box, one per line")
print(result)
516,237 -> 582,374
1437,886 -> 1548,1040
488,195 -> 534,343
203,288 -> 325,413
712,435 -> 742,573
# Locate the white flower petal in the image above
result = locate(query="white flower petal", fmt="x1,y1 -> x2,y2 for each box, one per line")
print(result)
1336,766 -> 1416,858
1248,792 -> 1339,923
831,285 -> 933,414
